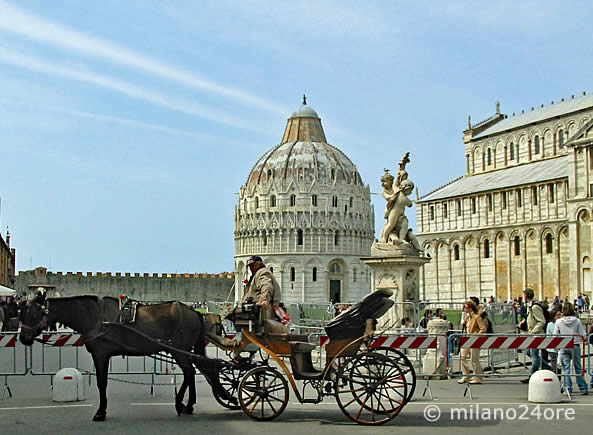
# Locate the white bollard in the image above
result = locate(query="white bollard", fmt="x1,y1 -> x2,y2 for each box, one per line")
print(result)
52,368 -> 86,402
528,370 -> 562,403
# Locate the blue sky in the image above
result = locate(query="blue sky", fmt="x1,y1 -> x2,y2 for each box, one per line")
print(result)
1,0 -> 592,274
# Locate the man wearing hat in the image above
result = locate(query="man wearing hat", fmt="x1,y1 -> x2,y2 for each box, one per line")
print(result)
519,288 -> 547,383
243,256 -> 282,321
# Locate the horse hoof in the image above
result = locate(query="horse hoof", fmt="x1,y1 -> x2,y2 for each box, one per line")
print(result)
182,405 -> 194,415
93,413 -> 106,422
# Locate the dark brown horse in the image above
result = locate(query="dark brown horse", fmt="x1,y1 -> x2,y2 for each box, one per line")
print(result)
19,293 -> 234,421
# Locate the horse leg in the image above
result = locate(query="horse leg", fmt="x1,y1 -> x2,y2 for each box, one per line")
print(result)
174,357 -> 195,415
91,352 -> 109,421
185,364 -> 196,414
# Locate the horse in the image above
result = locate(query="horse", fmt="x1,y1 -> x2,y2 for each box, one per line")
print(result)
19,292 -> 235,421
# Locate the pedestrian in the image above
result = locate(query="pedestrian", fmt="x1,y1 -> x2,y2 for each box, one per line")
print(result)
519,288 -> 547,383
546,309 -> 561,374
553,302 -> 588,395
419,309 -> 433,329
5,297 -> 19,331
458,300 -> 487,384
0,299 -> 4,331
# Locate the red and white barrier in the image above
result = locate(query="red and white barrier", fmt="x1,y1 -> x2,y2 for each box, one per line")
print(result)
317,334 -> 438,349
371,335 -> 437,349
39,333 -> 84,347
0,334 -> 17,348
459,335 -> 575,350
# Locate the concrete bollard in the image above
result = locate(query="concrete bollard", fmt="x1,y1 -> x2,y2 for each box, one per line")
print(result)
528,370 -> 562,403
52,368 -> 86,402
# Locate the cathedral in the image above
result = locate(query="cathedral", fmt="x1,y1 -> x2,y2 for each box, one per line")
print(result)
417,92 -> 593,303
234,98 -> 375,304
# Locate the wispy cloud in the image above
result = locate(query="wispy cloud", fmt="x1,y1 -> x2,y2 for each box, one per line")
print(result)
0,96 -> 244,145
0,46 -> 262,132
0,0 -> 287,115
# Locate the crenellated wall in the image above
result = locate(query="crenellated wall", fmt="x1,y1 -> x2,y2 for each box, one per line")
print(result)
15,267 -> 233,302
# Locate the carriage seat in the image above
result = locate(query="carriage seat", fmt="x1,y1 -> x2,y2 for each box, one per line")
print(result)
264,319 -> 309,343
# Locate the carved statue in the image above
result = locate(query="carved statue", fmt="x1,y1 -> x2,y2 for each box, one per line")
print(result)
374,153 -> 422,256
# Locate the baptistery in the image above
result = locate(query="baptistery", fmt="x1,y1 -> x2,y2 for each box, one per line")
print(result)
234,98 -> 375,304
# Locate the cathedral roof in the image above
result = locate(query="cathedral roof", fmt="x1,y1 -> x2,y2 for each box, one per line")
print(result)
245,99 -> 363,187
418,156 -> 567,202
472,92 -> 593,140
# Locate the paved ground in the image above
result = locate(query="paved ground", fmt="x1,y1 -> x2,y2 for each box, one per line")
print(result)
1,369 -> 592,435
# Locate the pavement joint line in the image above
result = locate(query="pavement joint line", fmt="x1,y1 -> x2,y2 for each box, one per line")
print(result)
0,404 -> 93,411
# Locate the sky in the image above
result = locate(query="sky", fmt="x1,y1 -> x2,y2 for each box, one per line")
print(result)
1,0 -> 593,274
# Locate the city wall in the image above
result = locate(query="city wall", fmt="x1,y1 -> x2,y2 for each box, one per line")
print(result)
15,267 -> 233,302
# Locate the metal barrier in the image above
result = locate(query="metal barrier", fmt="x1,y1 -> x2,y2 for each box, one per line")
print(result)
0,332 -> 28,398
448,333 -> 587,399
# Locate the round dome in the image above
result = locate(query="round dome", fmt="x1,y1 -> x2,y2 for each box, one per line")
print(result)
246,141 -> 362,187
245,102 -> 362,187
294,104 -> 319,118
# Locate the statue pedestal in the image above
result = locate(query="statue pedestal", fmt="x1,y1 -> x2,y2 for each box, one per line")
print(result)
360,254 -> 430,328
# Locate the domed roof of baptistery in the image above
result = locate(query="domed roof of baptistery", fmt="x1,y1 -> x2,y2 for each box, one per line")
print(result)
245,97 -> 363,188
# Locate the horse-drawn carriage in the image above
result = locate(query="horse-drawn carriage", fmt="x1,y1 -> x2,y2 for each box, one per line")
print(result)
19,289 -> 415,425
211,288 -> 416,425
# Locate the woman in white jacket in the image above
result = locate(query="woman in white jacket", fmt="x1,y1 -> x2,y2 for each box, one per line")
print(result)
553,303 -> 588,394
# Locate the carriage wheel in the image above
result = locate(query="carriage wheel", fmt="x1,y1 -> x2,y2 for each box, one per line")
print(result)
213,363 -> 244,410
335,352 -> 407,425
372,347 -> 416,404
238,366 -> 289,421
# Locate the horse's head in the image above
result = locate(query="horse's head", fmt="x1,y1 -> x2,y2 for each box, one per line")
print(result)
19,291 -> 49,346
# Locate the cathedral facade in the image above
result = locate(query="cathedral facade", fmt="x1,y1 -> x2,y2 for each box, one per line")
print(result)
234,99 -> 375,304
417,93 -> 593,302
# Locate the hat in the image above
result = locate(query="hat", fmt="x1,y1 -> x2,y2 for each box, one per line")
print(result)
523,288 -> 535,299
246,255 -> 263,266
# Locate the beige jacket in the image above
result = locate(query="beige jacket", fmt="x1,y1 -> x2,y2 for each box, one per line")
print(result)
467,311 -> 488,334
526,302 -> 546,334
243,267 -> 282,306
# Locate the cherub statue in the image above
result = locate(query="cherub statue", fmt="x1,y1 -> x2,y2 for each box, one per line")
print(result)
378,154 -> 422,253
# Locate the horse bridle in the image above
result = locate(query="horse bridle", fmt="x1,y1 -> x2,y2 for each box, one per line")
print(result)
21,300 -> 50,335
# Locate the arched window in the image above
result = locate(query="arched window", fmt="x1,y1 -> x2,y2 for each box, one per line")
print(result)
516,189 -> 522,207
331,168 -> 335,180
471,197 -> 477,214
501,191 -> 507,209
243,199 -> 247,211
353,268 -> 357,282
430,206 -> 435,220
290,194 -> 296,206
297,229 -> 303,246
514,236 -> 521,256
545,234 -> 553,254
456,199 -> 462,216
329,263 -> 341,274
558,130 -> 564,147
263,232 -> 267,246
269,267 -> 273,273
270,195 -> 276,207
332,196 -> 338,207
532,186 -> 538,205
267,169 -> 273,179
255,197 -> 259,209
334,232 -> 339,246
349,197 -> 353,208
443,203 -> 448,218
534,136 -> 540,154
453,244 -> 460,261
290,267 -> 295,281
311,194 -> 317,206
549,184 -> 555,203
484,239 -> 490,258
510,143 -> 515,160
488,194 -> 493,211
312,267 -> 317,282
487,148 -> 492,165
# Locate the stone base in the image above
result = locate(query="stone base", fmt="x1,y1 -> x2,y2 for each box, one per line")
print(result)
371,241 -> 419,257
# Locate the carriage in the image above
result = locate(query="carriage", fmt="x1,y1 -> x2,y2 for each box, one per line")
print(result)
19,288 -> 415,425
210,288 -> 416,425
